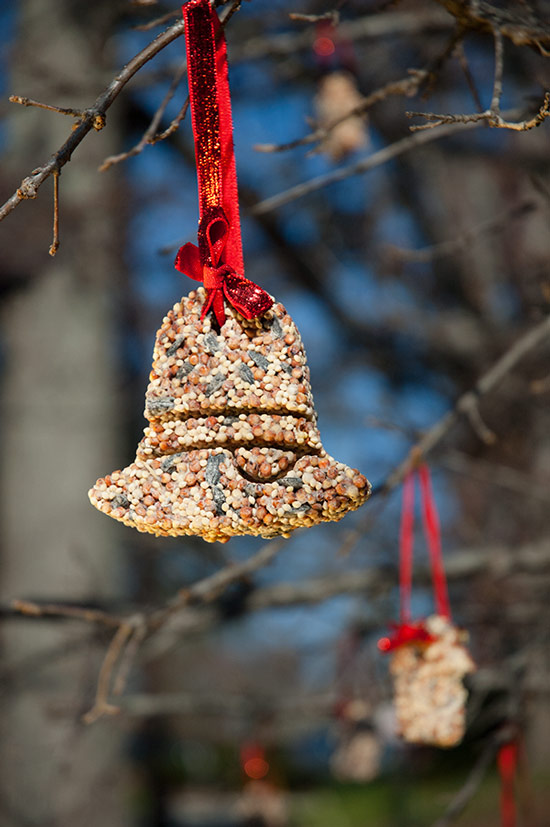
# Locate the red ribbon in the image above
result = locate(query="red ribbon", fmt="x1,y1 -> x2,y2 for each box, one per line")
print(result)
175,0 -> 273,326
498,741 -> 518,827
418,464 -> 451,619
378,464 -> 451,652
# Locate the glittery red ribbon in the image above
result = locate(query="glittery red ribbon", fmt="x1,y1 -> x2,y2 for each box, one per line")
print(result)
498,741 -> 518,827
378,464 -> 451,652
175,0 -> 273,326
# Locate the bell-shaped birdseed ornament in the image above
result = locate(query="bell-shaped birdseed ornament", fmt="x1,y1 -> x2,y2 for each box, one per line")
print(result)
379,467 -> 475,747
89,0 -> 370,542
89,289 -> 370,542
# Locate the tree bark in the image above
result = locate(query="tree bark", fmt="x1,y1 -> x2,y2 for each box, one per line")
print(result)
0,2 -> 131,824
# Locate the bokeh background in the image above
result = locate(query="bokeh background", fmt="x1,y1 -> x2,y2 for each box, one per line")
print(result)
1,0 -> 550,825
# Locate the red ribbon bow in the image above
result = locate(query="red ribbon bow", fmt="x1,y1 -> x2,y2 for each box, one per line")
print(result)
378,621 -> 434,653
176,0 -> 273,326
175,207 -> 273,327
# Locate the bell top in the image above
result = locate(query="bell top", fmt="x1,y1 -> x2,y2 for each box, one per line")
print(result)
145,289 -> 315,422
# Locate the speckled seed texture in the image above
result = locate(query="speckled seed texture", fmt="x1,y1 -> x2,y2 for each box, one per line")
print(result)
390,615 -> 476,748
89,288 -> 371,542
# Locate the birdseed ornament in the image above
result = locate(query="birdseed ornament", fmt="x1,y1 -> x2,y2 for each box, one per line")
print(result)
378,466 -> 475,747
89,0 -> 370,543
330,701 -> 381,783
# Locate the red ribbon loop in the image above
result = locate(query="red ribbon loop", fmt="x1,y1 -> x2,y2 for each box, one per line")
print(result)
379,464 -> 451,652
176,0 -> 273,326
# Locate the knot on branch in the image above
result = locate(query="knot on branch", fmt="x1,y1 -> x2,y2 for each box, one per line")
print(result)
17,177 -> 39,200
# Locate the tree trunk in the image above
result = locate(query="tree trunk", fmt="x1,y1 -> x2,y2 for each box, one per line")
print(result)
0,2 -> 131,824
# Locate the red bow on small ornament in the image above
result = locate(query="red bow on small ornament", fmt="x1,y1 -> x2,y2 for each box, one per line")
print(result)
176,0 -> 273,327
378,621 -> 434,653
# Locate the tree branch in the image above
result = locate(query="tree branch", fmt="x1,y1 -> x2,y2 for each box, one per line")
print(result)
99,63 -> 189,172
0,18 -> 186,222
254,70 -> 428,154
381,313 -> 550,493
251,119 -> 482,215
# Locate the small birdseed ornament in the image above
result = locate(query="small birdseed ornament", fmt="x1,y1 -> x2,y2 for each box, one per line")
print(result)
330,701 -> 381,783
378,466 -> 475,748
89,0 -> 370,543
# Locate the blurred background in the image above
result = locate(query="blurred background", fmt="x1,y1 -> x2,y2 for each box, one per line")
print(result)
1,0 -> 550,825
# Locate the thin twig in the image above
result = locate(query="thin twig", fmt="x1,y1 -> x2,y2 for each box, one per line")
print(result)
489,26 -> 504,115
9,95 -> 88,121
408,92 -> 550,132
82,620 -> 136,724
10,598 -> 121,627
382,313 -> 550,493
133,9 -> 180,31
236,8 -> 452,62
288,11 -> 340,24
431,737 -> 499,827
388,200 -> 536,263
252,119 -> 481,215
99,63 -> 189,172
112,621 -> 147,696
147,539 -> 285,630
455,42 -> 484,113
461,400 -> 496,445
0,18 -> 186,222
219,0 -> 242,27
48,170 -> 60,256
152,98 -> 190,142
8,537 -> 550,633
408,29 -> 550,134
440,450 -> 550,504
254,70 -> 428,154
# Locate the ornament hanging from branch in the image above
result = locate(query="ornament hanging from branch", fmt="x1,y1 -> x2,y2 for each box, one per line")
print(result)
312,21 -> 368,161
379,465 -> 475,747
89,0 -> 370,543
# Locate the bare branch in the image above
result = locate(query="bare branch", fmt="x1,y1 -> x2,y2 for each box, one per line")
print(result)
0,18 -> 186,223
254,70 -> 428,154
252,119 -> 481,215
8,95 -> 90,121
455,42 -> 484,113
459,397 -> 497,445
288,11 -> 340,25
408,92 -> 550,133
82,621 -> 137,724
431,737 -> 499,827
388,200 -> 536,263
147,538 -> 285,630
381,313 -> 550,494
408,31 -> 550,134
99,62 -> 189,172
10,598 -> 121,627
440,450 -> 550,503
435,0 -> 550,50
133,9 -> 180,32
489,25 -> 504,115
237,9 -> 452,62
112,623 -> 148,696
